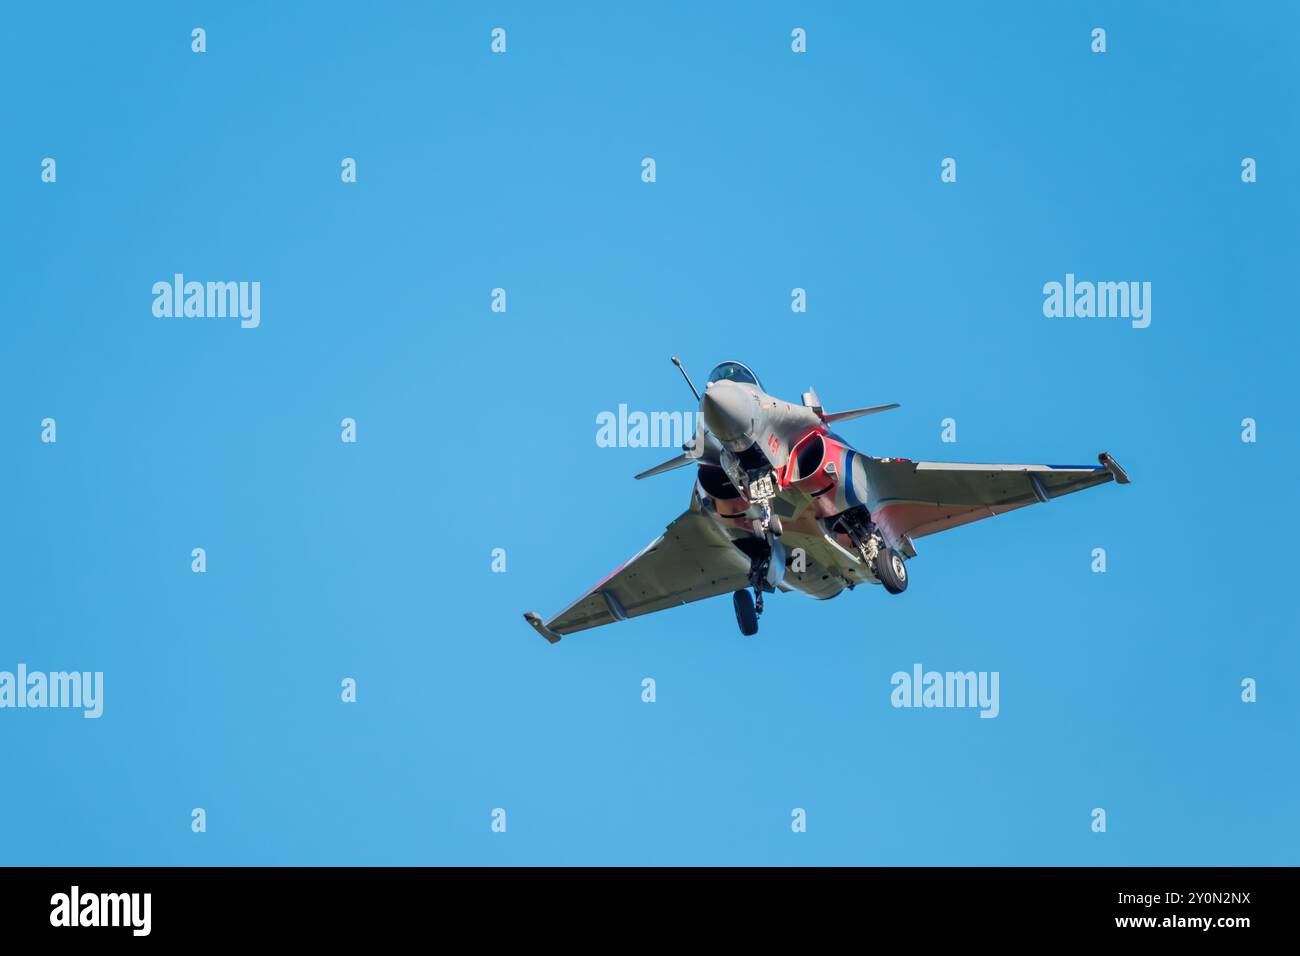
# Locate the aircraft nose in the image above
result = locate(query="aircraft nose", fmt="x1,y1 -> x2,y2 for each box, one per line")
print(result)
700,380 -> 752,442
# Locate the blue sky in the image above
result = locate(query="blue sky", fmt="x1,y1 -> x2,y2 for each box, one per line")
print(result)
1,1 -> 1296,865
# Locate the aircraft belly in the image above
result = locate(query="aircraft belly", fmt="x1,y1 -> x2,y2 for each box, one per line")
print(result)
782,569 -> 847,600
775,523 -> 876,598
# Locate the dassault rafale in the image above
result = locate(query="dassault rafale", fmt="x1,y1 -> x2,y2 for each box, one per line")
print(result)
524,359 -> 1130,642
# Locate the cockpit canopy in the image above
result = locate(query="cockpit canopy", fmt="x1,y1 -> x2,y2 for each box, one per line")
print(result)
706,361 -> 762,390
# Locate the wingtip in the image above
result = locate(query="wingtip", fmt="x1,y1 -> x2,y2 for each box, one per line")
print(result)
523,611 -> 562,644
1098,452 -> 1132,484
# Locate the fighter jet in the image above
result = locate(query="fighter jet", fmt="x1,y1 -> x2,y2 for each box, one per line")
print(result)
524,358 -> 1130,641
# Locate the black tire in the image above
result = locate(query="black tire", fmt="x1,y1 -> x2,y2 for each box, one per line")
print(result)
875,547 -> 909,594
733,589 -> 759,636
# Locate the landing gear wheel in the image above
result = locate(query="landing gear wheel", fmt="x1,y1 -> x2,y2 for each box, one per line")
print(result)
733,589 -> 759,636
875,547 -> 908,595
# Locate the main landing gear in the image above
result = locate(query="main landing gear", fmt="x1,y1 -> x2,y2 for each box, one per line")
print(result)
874,547 -> 908,594
733,588 -> 759,636
834,507 -> 909,595
733,537 -> 778,637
